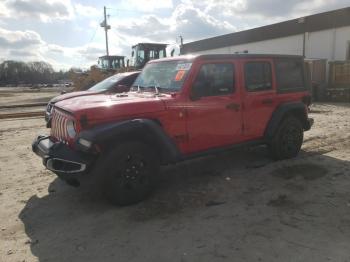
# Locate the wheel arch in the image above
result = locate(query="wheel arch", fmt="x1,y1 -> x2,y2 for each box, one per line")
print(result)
264,102 -> 308,140
76,118 -> 181,164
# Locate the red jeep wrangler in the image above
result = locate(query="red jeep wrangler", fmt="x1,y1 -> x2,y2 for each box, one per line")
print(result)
32,54 -> 313,205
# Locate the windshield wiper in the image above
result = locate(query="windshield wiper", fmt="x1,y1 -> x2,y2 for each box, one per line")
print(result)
131,85 -> 164,94
146,85 -> 159,95
130,85 -> 145,92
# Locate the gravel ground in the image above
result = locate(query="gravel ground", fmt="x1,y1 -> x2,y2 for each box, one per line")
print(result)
0,102 -> 350,262
0,88 -> 61,106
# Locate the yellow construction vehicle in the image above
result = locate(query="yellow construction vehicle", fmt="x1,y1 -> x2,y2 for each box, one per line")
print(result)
71,43 -> 168,91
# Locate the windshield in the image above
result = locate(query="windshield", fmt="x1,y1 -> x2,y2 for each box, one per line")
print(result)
132,60 -> 192,92
88,74 -> 125,91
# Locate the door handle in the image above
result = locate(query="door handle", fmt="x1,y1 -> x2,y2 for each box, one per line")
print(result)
226,103 -> 240,111
262,98 -> 273,105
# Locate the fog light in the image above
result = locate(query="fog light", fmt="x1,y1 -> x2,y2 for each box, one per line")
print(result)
79,138 -> 92,148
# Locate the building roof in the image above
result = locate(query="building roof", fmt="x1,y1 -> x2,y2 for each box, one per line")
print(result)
181,7 -> 350,54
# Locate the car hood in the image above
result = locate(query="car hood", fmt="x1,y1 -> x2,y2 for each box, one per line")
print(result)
50,90 -> 103,103
54,92 -> 171,123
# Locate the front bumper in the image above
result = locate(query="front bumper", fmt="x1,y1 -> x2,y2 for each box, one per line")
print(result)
32,136 -> 94,186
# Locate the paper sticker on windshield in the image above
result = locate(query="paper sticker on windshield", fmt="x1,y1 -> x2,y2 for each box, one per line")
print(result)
176,63 -> 192,71
175,70 -> 186,81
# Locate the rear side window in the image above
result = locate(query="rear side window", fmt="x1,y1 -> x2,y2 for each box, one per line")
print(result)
245,62 -> 272,92
275,59 -> 304,91
192,63 -> 235,97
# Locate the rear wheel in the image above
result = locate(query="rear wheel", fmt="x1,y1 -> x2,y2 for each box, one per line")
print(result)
100,141 -> 159,205
269,116 -> 304,160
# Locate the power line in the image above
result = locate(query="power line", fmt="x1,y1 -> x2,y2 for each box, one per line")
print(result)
88,25 -> 99,43
78,25 -> 99,68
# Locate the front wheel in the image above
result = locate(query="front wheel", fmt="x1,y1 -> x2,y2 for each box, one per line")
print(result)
268,116 -> 304,160
100,141 -> 159,205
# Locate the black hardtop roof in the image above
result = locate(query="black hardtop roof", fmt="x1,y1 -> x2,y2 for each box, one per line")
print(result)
150,54 -> 304,63
193,54 -> 304,60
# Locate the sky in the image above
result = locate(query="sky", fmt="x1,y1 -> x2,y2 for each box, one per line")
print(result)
0,0 -> 349,70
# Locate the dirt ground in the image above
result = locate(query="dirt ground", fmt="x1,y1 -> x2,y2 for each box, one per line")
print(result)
0,102 -> 350,262
0,88 -> 60,106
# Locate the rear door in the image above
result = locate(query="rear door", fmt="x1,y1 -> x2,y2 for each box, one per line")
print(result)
241,59 -> 277,139
185,61 -> 243,153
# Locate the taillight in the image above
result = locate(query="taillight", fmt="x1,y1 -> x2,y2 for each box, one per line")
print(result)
302,95 -> 311,107
302,95 -> 312,113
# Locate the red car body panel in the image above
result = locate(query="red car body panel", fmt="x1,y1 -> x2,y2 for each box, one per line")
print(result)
50,90 -> 102,103
52,54 -> 310,156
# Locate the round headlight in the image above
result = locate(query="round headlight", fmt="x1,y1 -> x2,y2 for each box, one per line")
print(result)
46,103 -> 53,113
67,119 -> 76,138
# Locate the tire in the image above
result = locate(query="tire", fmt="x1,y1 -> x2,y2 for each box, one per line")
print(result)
99,141 -> 159,206
268,116 -> 304,160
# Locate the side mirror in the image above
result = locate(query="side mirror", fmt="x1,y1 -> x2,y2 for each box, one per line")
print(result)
114,84 -> 129,93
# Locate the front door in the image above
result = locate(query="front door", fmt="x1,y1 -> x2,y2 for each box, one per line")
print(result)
185,62 -> 243,153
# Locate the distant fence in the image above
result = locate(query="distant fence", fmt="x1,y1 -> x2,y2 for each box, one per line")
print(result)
327,61 -> 350,102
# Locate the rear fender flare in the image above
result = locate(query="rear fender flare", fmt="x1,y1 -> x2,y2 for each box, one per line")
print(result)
264,102 -> 308,140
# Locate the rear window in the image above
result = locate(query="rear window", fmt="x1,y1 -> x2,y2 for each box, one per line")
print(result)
275,59 -> 305,91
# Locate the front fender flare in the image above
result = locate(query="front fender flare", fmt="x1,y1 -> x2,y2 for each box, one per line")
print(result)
76,119 -> 181,164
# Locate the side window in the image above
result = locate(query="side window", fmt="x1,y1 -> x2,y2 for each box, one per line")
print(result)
245,62 -> 272,92
192,63 -> 234,98
275,59 -> 304,91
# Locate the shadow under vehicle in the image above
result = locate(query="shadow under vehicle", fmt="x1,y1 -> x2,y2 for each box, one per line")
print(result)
20,146 -> 350,262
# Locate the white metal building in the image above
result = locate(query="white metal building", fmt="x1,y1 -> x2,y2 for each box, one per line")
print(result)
181,7 -> 350,73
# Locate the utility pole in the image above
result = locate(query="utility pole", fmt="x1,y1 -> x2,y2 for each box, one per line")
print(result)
179,35 -> 184,55
100,6 -> 110,57
179,35 -> 183,47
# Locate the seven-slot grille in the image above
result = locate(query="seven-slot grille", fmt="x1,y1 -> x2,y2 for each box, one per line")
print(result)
50,108 -> 70,142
